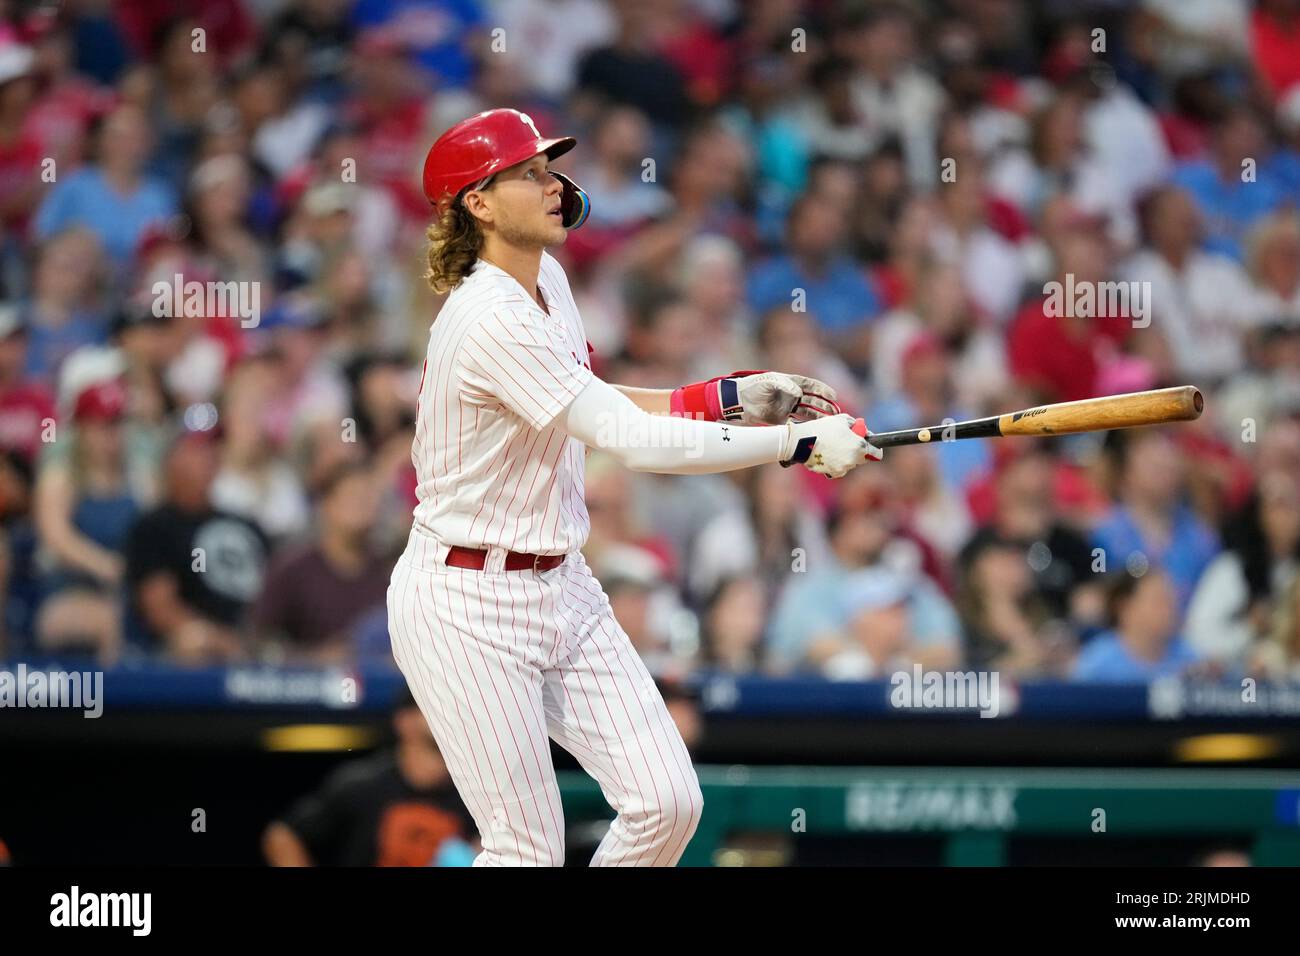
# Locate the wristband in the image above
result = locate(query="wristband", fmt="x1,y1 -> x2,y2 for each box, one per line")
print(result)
669,370 -> 769,422
779,434 -> 817,468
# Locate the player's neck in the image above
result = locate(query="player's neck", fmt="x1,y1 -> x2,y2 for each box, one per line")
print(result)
479,241 -> 545,311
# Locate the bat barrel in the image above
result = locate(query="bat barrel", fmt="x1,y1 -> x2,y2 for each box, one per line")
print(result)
998,385 -> 1203,438
865,386 -> 1204,448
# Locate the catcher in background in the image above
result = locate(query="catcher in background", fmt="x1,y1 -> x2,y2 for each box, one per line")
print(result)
386,108 -> 882,866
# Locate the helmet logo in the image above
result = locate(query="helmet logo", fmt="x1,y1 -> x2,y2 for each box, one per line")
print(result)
519,112 -> 541,138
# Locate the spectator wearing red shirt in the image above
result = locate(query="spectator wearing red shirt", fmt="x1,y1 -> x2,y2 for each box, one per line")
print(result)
113,0 -> 255,69
0,305 -> 56,464
0,41 -> 43,241
657,6 -> 736,107
340,31 -> 430,220
1008,231 -> 1132,403
965,437 -> 1112,531
22,20 -> 112,173
1157,74 -> 1227,162
1252,0 -> 1300,102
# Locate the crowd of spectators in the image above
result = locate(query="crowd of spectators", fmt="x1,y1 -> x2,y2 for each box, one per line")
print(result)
1,0 -> 1299,687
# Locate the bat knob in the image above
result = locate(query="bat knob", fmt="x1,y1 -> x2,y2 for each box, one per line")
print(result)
850,418 -> 866,437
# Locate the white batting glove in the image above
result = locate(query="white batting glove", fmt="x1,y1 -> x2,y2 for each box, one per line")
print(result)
780,414 -> 884,479
734,371 -> 840,425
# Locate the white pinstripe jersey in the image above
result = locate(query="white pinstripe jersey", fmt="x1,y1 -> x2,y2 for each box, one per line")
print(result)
410,253 -> 595,555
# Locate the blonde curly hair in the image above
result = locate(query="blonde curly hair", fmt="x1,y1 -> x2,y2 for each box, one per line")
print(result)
424,198 -> 485,296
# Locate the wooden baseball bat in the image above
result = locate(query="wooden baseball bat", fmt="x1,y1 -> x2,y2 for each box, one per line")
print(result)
857,386 -> 1204,449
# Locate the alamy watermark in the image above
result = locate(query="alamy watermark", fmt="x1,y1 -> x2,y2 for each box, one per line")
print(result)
1043,274 -> 1151,328
0,664 -> 103,718
152,273 -> 261,328
594,407 -> 706,459
50,886 -> 151,936
889,665 -> 1001,718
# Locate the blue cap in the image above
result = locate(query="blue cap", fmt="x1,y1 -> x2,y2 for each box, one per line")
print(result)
841,567 -> 911,617
261,294 -> 326,332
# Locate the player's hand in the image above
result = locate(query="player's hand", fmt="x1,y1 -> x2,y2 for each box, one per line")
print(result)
780,414 -> 883,478
735,371 -> 839,425
783,373 -> 840,420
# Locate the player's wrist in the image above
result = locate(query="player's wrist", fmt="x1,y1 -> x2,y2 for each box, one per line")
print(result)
780,420 -> 817,467
670,379 -> 727,421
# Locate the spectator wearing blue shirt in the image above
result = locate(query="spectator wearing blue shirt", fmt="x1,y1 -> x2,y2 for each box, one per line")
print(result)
767,505 -> 961,674
570,106 -> 673,229
1091,428 -> 1220,613
719,64 -> 814,246
1262,147 -> 1300,198
1073,570 -> 1200,682
868,332 -> 991,494
1170,106 -> 1289,262
20,228 -> 109,385
33,104 -> 176,269
747,192 -> 880,371
1269,94 -> 1300,196
819,566 -> 915,680
351,0 -> 484,91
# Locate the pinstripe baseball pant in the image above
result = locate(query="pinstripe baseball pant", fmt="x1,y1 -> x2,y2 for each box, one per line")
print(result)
386,529 -> 703,866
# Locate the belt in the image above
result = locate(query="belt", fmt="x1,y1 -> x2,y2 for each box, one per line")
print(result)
444,545 -> 566,573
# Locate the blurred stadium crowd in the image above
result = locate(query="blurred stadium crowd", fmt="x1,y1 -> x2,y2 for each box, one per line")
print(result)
0,0 -> 1298,687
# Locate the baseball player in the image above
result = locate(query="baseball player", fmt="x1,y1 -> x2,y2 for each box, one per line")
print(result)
387,108 -> 882,867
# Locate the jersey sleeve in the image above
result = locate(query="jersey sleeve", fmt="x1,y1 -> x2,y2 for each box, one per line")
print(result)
456,307 -> 593,430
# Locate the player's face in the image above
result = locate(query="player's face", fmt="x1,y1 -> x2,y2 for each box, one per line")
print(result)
475,154 -> 568,248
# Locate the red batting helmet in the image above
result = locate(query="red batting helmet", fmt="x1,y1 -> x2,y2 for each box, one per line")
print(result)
421,108 -> 589,228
